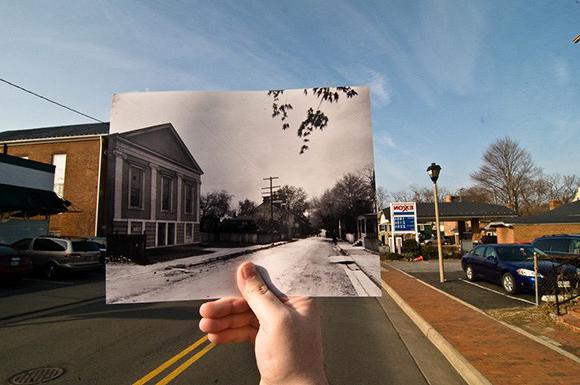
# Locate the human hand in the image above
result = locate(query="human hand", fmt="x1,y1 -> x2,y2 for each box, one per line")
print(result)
199,262 -> 328,385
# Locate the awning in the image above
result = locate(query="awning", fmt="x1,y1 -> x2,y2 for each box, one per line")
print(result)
0,183 -> 70,217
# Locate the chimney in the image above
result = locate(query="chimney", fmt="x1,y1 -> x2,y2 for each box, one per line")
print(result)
548,199 -> 561,210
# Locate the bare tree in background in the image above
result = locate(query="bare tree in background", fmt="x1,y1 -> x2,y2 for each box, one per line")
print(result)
470,137 -> 536,215
376,186 -> 389,209
237,198 -> 257,217
455,185 -> 492,203
275,185 -> 309,215
200,190 -> 234,232
389,184 -> 450,203
542,174 -> 579,203
389,190 -> 415,202
310,171 -> 375,236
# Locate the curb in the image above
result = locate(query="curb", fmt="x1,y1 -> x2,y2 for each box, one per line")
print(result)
388,263 -> 580,364
165,241 -> 289,270
334,243 -> 382,289
380,275 -> 493,385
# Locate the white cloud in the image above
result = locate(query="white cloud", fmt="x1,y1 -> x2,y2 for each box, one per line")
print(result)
333,66 -> 393,107
379,132 -> 397,148
368,70 -> 392,106
553,57 -> 571,85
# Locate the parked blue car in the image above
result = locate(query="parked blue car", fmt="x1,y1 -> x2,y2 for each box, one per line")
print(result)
461,244 -> 577,294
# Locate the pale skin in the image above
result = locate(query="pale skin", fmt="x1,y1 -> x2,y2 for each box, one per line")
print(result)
199,262 -> 329,385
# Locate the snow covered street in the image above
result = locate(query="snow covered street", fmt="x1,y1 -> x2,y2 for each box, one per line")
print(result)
106,237 -> 380,303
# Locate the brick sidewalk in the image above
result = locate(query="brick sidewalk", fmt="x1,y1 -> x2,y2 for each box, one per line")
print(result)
382,264 -> 580,385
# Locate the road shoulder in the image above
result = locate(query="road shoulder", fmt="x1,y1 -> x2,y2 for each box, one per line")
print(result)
381,262 -> 580,385
376,291 -> 468,385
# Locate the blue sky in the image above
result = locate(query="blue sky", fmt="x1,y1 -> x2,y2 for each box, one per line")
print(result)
1,0 -> 579,194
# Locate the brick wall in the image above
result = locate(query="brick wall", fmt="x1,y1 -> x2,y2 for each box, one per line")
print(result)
496,227 -> 515,244
6,138 -> 102,237
497,223 -> 580,244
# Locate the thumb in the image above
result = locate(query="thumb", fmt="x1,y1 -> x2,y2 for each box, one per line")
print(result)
237,262 -> 284,323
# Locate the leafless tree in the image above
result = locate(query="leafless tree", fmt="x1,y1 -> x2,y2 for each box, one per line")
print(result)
237,198 -> 257,217
275,185 -> 309,215
310,172 -> 375,235
542,174 -> 579,203
200,190 -> 234,231
389,184 -> 450,203
470,137 -> 536,215
376,186 -> 389,209
455,185 -> 492,203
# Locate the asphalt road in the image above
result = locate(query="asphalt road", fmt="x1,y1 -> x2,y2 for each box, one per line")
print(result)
0,271 -> 466,385
388,260 -> 536,310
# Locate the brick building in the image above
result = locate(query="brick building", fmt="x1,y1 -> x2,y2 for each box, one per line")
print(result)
106,123 -> 203,248
379,202 -> 516,251
0,123 -> 109,237
0,153 -> 70,243
497,201 -> 580,243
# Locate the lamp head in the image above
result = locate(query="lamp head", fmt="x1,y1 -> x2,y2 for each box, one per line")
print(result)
427,162 -> 441,183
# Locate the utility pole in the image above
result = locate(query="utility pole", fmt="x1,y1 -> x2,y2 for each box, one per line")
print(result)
262,176 -> 280,239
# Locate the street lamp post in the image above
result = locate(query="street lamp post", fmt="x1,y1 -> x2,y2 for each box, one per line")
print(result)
427,162 -> 445,283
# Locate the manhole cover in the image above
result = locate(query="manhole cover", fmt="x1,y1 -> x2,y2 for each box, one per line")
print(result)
9,367 -> 65,384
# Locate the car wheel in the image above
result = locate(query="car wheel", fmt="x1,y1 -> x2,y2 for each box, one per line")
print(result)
502,273 -> 517,294
44,263 -> 58,280
465,265 -> 476,281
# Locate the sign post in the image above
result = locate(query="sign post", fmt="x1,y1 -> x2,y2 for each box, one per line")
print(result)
390,202 -> 418,254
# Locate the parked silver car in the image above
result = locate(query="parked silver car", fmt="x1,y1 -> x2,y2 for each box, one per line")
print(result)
10,237 -> 102,278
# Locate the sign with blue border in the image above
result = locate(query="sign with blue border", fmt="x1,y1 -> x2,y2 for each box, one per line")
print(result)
390,202 -> 418,234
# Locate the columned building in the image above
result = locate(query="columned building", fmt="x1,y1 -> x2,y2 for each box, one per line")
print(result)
107,123 -> 203,248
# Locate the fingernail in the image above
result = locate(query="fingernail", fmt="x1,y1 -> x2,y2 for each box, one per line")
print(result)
241,263 -> 256,280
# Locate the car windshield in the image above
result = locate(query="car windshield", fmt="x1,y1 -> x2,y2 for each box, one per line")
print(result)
496,246 -> 544,261
72,241 -> 101,252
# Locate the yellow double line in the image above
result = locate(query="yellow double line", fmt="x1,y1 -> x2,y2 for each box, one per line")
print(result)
133,335 -> 216,385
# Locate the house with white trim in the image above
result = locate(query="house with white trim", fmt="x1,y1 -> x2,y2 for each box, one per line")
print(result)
106,123 -> 203,248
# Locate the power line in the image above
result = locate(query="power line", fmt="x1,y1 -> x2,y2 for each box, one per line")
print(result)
0,78 -> 105,123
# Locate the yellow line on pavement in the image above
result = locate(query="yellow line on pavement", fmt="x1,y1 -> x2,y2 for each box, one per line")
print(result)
132,335 -> 209,385
155,342 -> 216,385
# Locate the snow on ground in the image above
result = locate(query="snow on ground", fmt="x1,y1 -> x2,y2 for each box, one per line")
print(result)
336,242 -> 381,283
106,237 -> 378,304
106,243 -> 281,303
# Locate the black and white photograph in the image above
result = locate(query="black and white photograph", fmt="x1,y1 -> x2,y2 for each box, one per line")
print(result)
105,86 -> 381,302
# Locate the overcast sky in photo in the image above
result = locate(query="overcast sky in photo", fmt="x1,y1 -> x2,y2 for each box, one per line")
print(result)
1,1 -> 579,194
111,88 -> 373,202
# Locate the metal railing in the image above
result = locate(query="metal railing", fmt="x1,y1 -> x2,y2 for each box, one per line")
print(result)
534,252 -> 579,315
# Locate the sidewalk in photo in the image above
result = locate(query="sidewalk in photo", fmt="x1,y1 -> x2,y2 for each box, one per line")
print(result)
381,263 -> 580,385
335,241 -> 380,284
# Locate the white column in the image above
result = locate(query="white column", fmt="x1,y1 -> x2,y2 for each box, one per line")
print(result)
176,174 -> 183,221
150,164 -> 158,221
196,178 -> 201,222
114,153 -> 124,219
